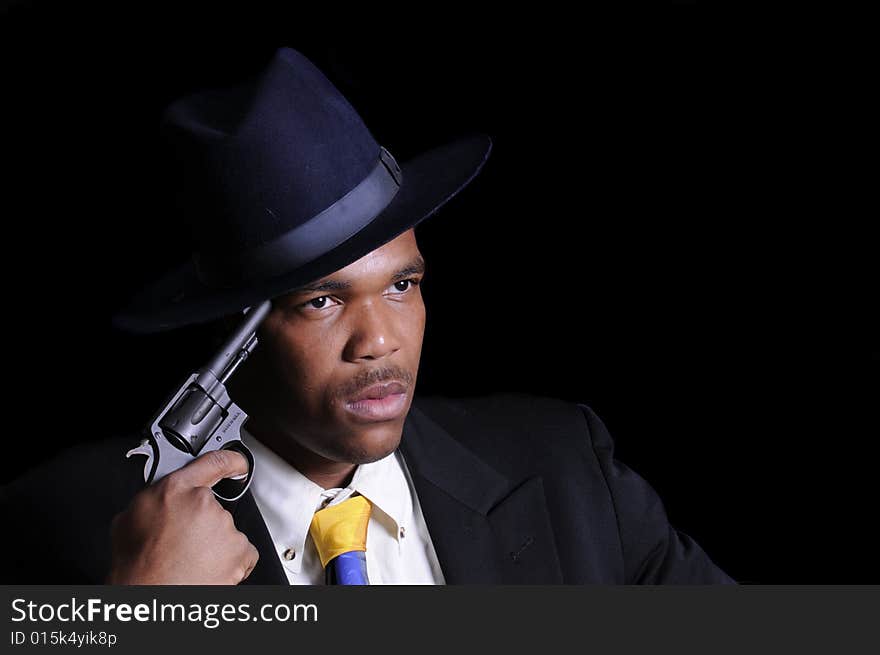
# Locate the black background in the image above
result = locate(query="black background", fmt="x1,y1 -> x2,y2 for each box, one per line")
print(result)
2,3 -> 876,584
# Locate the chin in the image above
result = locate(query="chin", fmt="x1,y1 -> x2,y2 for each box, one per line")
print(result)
338,421 -> 404,465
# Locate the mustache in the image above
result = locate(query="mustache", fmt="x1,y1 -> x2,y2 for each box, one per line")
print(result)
335,365 -> 415,401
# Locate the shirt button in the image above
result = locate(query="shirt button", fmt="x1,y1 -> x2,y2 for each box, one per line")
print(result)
399,526 -> 406,539
283,548 -> 296,561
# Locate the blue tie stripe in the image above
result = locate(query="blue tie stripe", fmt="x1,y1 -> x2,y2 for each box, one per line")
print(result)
328,551 -> 369,585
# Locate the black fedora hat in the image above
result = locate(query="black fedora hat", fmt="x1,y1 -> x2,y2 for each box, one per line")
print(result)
112,47 -> 492,333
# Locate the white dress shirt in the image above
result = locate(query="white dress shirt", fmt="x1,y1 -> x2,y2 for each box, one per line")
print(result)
242,428 -> 446,585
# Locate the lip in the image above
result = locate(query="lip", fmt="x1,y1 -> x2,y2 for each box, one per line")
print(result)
344,382 -> 408,422
349,381 -> 407,402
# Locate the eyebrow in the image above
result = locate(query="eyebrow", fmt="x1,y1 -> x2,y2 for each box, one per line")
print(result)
296,255 -> 426,294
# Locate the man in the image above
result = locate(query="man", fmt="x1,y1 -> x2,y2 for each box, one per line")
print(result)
1,47 -> 735,585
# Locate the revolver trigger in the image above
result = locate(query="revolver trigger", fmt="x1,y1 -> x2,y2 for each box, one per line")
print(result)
126,440 -> 153,459
126,440 -> 157,484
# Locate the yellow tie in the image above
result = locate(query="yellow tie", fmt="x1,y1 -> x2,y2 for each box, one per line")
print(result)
309,495 -> 372,584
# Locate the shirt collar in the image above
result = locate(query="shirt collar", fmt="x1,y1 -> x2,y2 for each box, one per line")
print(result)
242,427 -> 410,535
346,448 -> 410,533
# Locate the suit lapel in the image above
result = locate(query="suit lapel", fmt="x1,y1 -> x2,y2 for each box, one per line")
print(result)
231,400 -> 564,585
232,491 -> 288,585
400,404 -> 563,584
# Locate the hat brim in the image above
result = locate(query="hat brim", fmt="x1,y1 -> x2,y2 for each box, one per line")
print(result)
112,133 -> 492,334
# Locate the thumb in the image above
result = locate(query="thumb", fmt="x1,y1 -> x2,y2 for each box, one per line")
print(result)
174,448 -> 250,489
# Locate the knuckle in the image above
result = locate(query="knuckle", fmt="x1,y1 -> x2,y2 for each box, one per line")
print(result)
237,533 -> 256,555
154,483 -> 177,508
238,545 -> 259,582
194,486 -> 215,506
161,473 -> 185,495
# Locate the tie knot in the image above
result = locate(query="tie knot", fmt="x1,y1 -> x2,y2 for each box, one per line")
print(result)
308,494 -> 372,569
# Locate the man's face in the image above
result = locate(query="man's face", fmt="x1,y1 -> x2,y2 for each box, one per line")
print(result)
241,229 -> 426,465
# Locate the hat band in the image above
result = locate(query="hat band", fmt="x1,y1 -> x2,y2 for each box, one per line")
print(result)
193,146 -> 403,287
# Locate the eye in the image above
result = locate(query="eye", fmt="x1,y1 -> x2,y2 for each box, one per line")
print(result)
297,278 -> 421,314
300,295 -> 340,311
389,278 -> 421,294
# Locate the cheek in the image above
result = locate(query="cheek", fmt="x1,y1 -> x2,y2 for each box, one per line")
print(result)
271,327 -> 343,398
408,299 -> 427,346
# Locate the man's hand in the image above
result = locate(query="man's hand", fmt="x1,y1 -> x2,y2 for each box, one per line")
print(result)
106,449 -> 259,585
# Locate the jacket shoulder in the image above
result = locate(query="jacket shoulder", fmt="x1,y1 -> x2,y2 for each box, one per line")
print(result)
415,390 -> 573,412
413,391 -> 590,435
1,435 -> 146,583
3,435 -> 142,498
410,392 -> 595,475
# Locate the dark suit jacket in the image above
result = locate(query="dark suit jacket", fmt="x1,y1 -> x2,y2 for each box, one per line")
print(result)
0,393 -> 735,584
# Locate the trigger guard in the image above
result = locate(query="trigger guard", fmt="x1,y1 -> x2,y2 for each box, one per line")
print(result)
211,441 -> 255,502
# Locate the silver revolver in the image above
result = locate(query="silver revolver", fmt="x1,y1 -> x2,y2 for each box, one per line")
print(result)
126,300 -> 272,502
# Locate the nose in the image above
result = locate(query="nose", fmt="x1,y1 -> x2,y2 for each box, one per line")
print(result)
342,301 -> 401,362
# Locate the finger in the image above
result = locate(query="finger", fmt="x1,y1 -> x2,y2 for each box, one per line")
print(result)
172,449 -> 250,489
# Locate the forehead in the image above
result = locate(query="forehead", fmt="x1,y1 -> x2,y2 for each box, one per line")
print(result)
280,229 -> 422,299
331,229 -> 420,276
